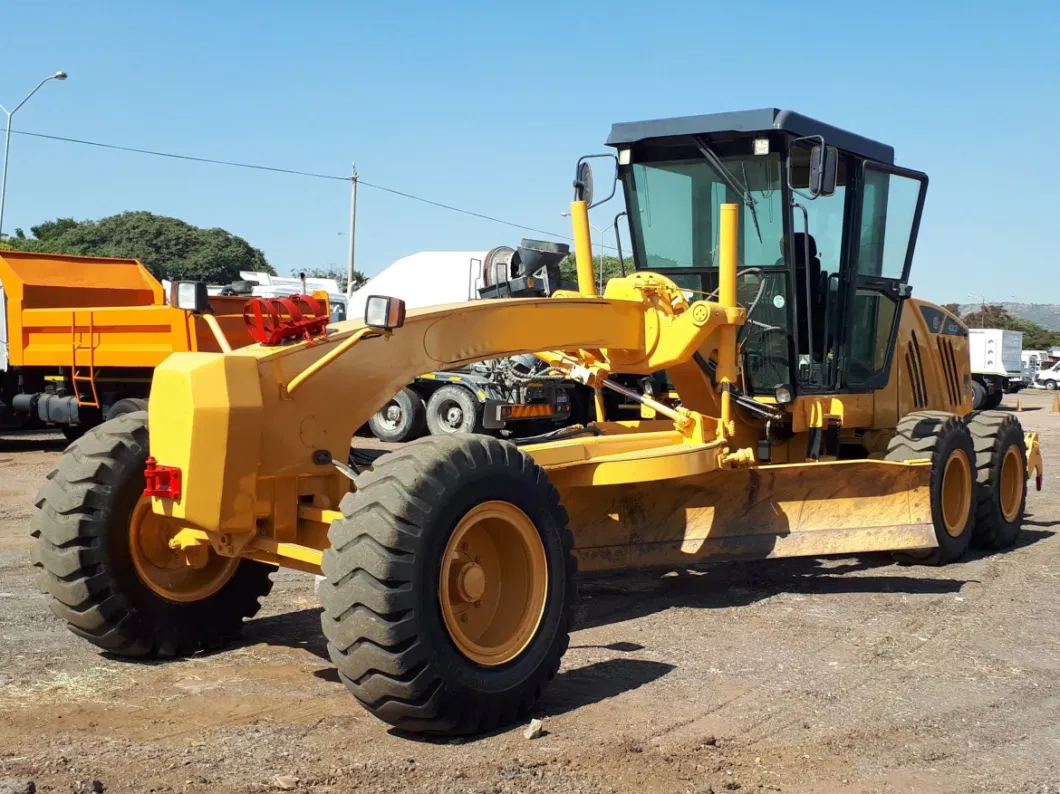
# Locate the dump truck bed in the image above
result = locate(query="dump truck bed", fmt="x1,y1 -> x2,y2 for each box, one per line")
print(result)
0,250 -> 252,369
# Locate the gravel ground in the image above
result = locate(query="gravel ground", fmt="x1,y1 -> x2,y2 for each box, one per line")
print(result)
2,392 -> 1060,794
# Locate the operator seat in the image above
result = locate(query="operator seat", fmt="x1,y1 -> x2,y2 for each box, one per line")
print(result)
792,232 -> 825,359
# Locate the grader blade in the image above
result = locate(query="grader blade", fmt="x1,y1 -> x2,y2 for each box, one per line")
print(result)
563,459 -> 936,573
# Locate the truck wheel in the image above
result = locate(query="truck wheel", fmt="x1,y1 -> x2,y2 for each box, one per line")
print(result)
31,412 -> 273,657
887,411 -> 977,565
966,412 -> 1027,550
1047,381 -> 1057,391
971,380 -> 986,409
319,434 -> 576,735
106,397 -> 148,420
368,387 -> 426,443
982,391 -> 1004,410
426,385 -> 484,436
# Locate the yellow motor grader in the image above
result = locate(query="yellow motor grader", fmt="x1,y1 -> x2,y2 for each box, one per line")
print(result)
32,108 -> 1042,735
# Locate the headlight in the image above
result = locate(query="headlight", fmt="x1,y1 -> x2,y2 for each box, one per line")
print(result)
773,384 -> 794,405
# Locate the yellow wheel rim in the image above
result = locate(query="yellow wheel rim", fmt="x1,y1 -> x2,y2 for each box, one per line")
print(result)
439,501 -> 548,667
129,496 -> 238,603
999,446 -> 1024,523
941,449 -> 972,538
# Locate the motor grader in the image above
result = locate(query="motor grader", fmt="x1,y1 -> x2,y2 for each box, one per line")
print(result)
32,108 -> 1043,736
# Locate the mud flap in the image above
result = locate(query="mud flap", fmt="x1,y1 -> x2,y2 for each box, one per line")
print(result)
1026,431 -> 1043,491
562,459 -> 937,573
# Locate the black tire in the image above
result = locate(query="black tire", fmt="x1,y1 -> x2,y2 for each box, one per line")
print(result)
368,387 -> 426,443
982,390 -> 1004,411
1047,380 -> 1057,391
105,397 -> 148,420
319,434 -> 576,735
425,384 -> 484,436
971,380 -> 987,410
886,411 -> 977,565
966,411 -> 1027,550
31,411 -> 273,657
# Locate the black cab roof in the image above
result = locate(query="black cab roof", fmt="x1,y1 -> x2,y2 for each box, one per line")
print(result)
606,108 -> 894,165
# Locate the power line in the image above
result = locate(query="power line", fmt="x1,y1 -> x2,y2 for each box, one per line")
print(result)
9,128 -> 577,242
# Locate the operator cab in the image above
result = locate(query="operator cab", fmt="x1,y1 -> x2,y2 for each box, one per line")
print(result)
607,108 -> 927,398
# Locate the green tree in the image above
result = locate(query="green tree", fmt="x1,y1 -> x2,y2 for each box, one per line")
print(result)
942,303 -> 961,317
293,266 -> 367,294
558,255 -> 632,288
2,212 -> 273,284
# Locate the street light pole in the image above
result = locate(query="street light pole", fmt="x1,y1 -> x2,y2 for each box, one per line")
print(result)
0,71 -> 68,240
345,163 -> 358,294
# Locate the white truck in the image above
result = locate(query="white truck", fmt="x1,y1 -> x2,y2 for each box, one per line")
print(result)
348,241 -> 581,442
968,328 -> 1024,409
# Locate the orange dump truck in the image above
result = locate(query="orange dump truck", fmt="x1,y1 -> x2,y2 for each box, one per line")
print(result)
0,250 -> 253,439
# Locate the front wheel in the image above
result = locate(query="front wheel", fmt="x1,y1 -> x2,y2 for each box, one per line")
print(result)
1047,380 -> 1058,391
31,412 -> 273,656
319,434 -> 576,735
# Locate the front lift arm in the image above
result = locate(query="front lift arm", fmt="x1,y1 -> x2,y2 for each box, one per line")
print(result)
148,288 -> 739,539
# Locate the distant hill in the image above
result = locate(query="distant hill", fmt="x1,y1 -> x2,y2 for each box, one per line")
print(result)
957,303 -> 1060,332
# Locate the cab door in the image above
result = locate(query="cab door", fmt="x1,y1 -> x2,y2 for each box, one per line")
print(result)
841,162 -> 928,392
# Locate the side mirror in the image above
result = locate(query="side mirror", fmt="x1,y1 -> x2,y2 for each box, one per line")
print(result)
809,144 -> 838,197
572,154 -> 618,209
364,295 -> 406,331
574,161 -> 594,207
169,280 -> 209,313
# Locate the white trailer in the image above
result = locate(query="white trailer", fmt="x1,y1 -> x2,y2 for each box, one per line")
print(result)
968,328 -> 1024,409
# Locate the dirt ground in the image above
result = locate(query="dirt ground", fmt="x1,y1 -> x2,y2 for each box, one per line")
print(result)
3,391 -> 1060,794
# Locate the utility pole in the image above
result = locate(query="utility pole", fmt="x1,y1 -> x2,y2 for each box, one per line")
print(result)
346,163 -> 358,294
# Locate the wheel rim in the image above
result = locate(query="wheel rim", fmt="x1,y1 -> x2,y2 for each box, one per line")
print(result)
129,496 -> 239,603
999,445 -> 1024,523
941,449 -> 972,538
439,400 -> 464,431
379,401 -> 404,430
439,501 -> 548,666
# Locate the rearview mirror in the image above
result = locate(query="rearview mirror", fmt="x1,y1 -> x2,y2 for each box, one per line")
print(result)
169,280 -> 209,313
364,295 -> 406,331
572,154 -> 618,209
574,161 -> 594,207
809,144 -> 838,197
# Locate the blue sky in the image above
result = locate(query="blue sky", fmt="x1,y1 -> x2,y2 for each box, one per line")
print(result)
2,0 -> 1057,304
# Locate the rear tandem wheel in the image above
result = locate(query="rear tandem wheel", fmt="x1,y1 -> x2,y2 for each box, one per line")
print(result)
886,411 -> 977,565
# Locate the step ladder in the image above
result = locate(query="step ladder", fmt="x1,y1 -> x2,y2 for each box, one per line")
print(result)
71,310 -> 100,408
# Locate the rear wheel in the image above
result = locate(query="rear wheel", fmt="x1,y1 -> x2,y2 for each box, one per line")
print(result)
319,434 -> 575,735
368,387 -> 426,443
967,411 -> 1027,550
971,380 -> 987,410
426,385 -> 484,436
105,397 -> 148,420
887,411 -> 977,565
983,390 -> 1004,410
31,412 -> 273,656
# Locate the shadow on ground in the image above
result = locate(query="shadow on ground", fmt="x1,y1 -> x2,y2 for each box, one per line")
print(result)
245,527 -> 1057,660
0,435 -> 67,454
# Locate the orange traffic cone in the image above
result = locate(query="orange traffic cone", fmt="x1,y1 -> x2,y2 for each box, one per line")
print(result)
1052,394 -> 1060,413
1017,397 -> 1023,412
